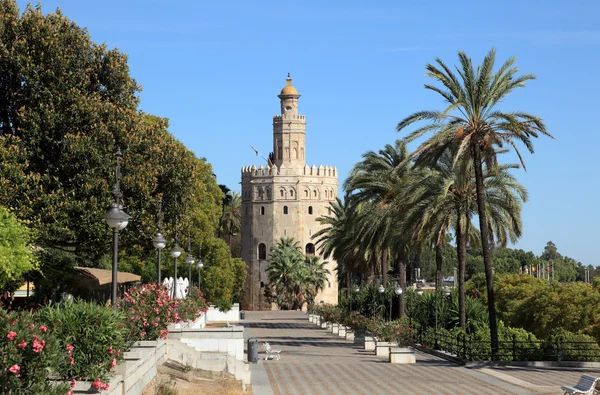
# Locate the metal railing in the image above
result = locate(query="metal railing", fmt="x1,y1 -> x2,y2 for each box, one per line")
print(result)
415,326 -> 600,362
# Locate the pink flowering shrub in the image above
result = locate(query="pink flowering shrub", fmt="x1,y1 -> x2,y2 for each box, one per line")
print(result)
37,300 -> 127,388
177,286 -> 208,322
1,309 -> 72,394
119,283 -> 177,341
373,319 -> 415,346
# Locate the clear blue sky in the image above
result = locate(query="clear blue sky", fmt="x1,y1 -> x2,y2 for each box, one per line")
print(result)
18,1 -> 600,266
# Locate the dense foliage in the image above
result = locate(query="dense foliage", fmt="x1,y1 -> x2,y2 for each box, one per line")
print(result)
0,0 -> 246,307
119,283 -> 177,342
0,207 -> 37,292
0,309 -> 72,394
266,237 -> 330,309
177,286 -> 208,322
37,300 -> 127,386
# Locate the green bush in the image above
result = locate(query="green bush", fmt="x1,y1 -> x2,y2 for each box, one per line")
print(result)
37,300 -> 127,388
178,286 -> 208,322
0,309 -> 72,394
119,283 -> 176,341
547,329 -> 600,362
373,318 -> 415,346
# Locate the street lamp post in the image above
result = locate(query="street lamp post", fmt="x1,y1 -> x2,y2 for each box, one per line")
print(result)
392,283 -> 402,321
196,246 -> 203,288
104,148 -> 131,309
184,232 -> 195,295
170,224 -> 182,299
152,199 -> 167,284
378,284 -> 385,320
435,285 -> 451,350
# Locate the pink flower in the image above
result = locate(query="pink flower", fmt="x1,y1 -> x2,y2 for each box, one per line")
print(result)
66,344 -> 74,352
107,346 -> 113,355
18,340 -> 27,349
9,364 -> 20,374
32,339 -> 45,353
111,358 -> 117,370
7,331 -> 16,341
71,379 -> 77,388
92,378 -> 109,391
67,391 -> 73,395
39,325 -> 48,333
69,356 -> 74,365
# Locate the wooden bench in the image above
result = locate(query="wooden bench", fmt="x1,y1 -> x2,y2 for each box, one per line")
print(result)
561,375 -> 599,395
263,342 -> 281,361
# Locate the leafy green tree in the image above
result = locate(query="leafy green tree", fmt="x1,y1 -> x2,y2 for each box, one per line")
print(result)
0,2 -> 226,303
220,191 -> 241,246
541,241 -> 561,261
200,238 -> 246,311
0,207 -> 37,291
397,49 -> 552,358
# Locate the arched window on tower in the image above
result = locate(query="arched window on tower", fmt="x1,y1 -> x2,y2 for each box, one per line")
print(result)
258,243 -> 267,260
308,206 -> 313,215
260,206 -> 265,215
304,189 -> 309,198
290,189 -> 294,197
283,206 -> 288,215
305,243 -> 315,256
280,189 -> 284,198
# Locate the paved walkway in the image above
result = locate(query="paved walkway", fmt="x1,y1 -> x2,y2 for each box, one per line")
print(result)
242,311 -> 595,395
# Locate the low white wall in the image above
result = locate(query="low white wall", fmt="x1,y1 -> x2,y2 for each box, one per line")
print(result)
206,303 -> 240,323
70,340 -> 167,395
169,324 -> 245,361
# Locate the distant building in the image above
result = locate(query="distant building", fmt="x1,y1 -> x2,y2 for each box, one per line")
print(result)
240,75 -> 339,310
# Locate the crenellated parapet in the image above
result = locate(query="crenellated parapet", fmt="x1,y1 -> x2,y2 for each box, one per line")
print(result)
241,164 -> 338,178
273,114 -> 306,121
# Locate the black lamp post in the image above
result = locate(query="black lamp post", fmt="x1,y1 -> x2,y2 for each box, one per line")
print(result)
378,283 -> 385,320
103,148 -> 131,309
435,285 -> 451,349
392,283 -> 402,321
170,222 -> 182,299
196,246 -> 203,288
184,232 -> 195,294
152,199 -> 167,284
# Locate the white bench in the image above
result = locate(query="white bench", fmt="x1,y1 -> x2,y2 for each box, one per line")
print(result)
263,342 -> 281,361
561,375 -> 599,395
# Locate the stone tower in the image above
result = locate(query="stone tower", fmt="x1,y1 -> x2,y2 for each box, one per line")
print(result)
241,75 -> 339,310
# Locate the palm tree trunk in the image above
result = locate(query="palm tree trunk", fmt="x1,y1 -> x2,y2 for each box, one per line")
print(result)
382,248 -> 388,286
435,239 -> 443,291
398,250 -> 406,318
472,146 -> 498,359
456,212 -> 466,329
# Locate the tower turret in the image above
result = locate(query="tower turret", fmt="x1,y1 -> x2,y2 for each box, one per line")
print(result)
272,74 -> 306,167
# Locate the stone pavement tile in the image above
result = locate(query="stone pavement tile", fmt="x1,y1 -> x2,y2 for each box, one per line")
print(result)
244,311 -> 534,395
474,366 -> 600,394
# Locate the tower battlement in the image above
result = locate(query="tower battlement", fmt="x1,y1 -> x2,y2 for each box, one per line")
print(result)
241,164 -> 338,178
273,114 -> 306,121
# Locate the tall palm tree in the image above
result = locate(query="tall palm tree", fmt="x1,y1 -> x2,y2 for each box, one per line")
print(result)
405,145 -> 527,328
220,191 -> 241,246
344,140 -> 416,317
397,49 -> 551,358
313,196 -> 366,293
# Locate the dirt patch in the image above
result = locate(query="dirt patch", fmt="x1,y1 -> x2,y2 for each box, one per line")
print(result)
204,322 -> 228,328
143,373 -> 248,395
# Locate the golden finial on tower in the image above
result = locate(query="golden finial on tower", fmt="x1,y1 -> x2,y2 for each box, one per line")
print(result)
280,72 -> 298,95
